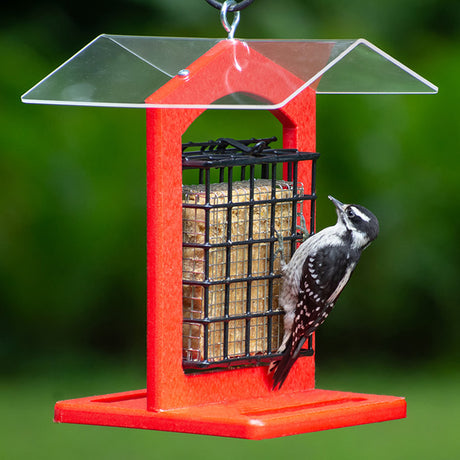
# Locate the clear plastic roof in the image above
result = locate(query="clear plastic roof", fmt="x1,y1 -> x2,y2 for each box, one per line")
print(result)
21,35 -> 437,110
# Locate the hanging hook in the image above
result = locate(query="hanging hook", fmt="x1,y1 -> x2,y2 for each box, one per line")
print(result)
220,0 -> 240,39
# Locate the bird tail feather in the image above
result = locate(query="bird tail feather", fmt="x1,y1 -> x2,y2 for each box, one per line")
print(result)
270,336 -> 307,390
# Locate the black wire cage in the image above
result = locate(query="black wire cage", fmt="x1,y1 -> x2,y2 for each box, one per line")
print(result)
181,137 -> 319,371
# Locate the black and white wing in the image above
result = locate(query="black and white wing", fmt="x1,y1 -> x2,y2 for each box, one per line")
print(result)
272,245 -> 356,389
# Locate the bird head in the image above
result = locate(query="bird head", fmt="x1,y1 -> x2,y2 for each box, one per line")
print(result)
328,195 -> 380,249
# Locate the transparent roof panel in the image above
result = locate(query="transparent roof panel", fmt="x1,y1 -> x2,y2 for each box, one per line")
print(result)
21,35 -> 437,109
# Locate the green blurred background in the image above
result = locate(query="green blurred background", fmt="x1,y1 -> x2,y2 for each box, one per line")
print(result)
1,0 -> 459,458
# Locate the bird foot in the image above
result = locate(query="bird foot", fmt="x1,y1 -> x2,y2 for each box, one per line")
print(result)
296,213 -> 311,242
274,229 -> 287,269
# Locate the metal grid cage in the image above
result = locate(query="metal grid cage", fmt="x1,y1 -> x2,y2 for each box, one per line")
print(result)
182,137 -> 319,371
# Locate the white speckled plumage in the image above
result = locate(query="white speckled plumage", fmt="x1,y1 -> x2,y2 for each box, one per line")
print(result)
271,196 -> 379,389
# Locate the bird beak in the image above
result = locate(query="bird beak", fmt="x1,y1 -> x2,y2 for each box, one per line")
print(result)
328,195 -> 345,212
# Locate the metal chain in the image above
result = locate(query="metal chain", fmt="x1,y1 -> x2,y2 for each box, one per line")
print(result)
205,0 -> 255,12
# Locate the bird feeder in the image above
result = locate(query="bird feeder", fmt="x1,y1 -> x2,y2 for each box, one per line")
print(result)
22,34 -> 437,439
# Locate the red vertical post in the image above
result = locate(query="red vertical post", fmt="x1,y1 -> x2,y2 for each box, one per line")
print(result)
145,108 -> 202,410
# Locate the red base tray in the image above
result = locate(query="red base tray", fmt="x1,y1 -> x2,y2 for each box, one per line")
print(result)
55,388 -> 406,439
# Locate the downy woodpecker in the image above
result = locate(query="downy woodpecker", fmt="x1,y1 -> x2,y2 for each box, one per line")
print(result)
270,195 -> 379,390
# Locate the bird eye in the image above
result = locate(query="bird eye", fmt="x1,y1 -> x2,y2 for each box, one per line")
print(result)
346,207 -> 355,218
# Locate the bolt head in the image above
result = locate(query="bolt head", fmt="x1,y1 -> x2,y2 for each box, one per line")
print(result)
177,69 -> 190,77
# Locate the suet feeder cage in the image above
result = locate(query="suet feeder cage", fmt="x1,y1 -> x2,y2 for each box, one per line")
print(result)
22,34 -> 437,439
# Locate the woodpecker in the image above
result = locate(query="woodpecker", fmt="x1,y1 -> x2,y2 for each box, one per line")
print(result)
270,195 -> 379,390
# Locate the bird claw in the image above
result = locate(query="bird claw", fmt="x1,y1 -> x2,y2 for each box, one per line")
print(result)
273,229 -> 286,267
296,213 -> 310,242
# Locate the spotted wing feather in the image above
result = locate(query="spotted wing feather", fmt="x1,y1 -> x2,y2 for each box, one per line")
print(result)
272,245 -> 355,389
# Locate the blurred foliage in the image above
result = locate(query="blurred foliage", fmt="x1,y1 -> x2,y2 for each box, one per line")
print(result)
0,0 -> 459,371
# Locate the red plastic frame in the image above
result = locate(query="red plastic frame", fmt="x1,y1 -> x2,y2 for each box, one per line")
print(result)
54,40 -> 406,438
